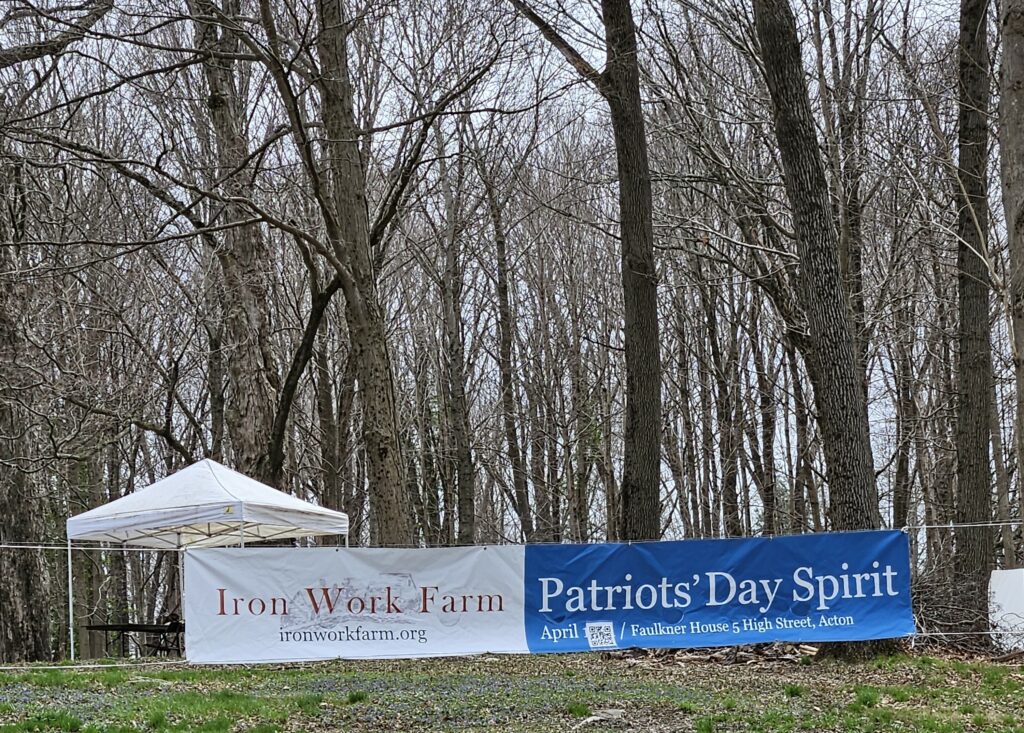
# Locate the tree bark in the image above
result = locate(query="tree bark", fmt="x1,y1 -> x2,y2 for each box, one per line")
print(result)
316,0 -> 414,545
480,171 -> 535,542
953,0 -> 995,629
191,0 -> 279,484
511,0 -> 661,539
601,0 -> 662,540
1001,0 -> 1024,569
753,0 -> 881,533
0,250 -> 52,663
436,140 -> 476,546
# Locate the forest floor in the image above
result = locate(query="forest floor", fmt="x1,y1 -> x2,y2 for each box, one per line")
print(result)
0,651 -> 1021,732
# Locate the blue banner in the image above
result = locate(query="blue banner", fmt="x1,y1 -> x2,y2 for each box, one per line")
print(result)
524,530 -> 913,652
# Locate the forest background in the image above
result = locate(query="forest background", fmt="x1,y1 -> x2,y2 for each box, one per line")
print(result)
0,0 -> 1020,663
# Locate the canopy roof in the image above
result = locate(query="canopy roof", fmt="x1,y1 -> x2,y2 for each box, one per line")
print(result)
66,459 -> 349,548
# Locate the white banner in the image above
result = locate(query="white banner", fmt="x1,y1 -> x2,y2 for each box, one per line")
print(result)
184,533 -> 913,663
183,546 -> 526,663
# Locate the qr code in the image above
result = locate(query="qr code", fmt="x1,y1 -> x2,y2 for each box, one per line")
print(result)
585,621 -> 617,649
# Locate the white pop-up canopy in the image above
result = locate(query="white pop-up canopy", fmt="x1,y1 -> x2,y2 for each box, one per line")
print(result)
66,458 -> 349,548
64,459 -> 349,661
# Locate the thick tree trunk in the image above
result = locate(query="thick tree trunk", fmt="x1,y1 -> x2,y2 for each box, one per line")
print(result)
191,0 -> 279,484
753,0 -> 880,532
954,0 -> 995,630
602,0 -> 662,541
0,251 -> 52,663
1000,0 -> 1024,568
348,313 -> 414,546
511,0 -> 661,540
317,0 -> 413,546
755,0 -> 895,658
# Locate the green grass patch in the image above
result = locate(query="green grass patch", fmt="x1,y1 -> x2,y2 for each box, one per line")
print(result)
293,693 -> 322,715
695,716 -> 716,733
1,710 -> 83,732
145,710 -> 166,730
344,690 -> 368,705
95,670 -> 129,689
884,685 -> 913,702
783,683 -> 804,698
852,685 -> 880,708
566,702 -> 590,718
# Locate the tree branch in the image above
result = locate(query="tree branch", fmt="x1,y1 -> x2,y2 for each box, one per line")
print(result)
0,0 -> 112,70
507,0 -> 605,92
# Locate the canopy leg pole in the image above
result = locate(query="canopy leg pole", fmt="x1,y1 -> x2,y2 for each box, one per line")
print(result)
178,550 -> 185,613
176,533 -> 183,615
178,545 -> 186,659
67,539 -> 75,662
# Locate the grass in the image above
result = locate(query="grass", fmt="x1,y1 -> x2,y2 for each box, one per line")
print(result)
566,701 -> 590,717
695,716 -> 716,733
0,653 -> 1021,732
852,685 -> 881,708
344,690 -> 368,705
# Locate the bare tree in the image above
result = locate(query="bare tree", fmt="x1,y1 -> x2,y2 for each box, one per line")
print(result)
510,0 -> 661,540
752,0 -> 881,536
953,0 -> 995,632
1001,0 -> 1024,568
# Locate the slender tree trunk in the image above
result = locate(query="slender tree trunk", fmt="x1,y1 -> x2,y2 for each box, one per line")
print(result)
567,315 -> 592,542
480,174 -> 534,541
437,154 -> 476,545
991,386 -> 1016,567
784,345 -> 806,533
202,245 -> 226,463
699,271 -> 742,537
698,331 -> 718,536
314,335 -> 346,546
892,335 -> 915,530
527,375 -> 553,541
751,301 -> 778,534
